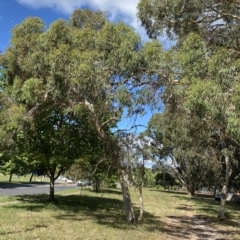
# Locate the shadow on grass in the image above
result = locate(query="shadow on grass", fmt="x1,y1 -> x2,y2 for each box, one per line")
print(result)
148,189 -> 240,238
150,189 -> 214,199
0,224 -> 47,236
86,188 -> 123,196
6,189 -> 164,233
163,215 -> 229,240
173,194 -> 240,232
149,189 -> 188,195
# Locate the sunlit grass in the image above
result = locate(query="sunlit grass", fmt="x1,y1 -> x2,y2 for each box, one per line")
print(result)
187,195 -> 240,239
0,196 -> 18,203
0,187 -> 239,240
0,173 -> 47,183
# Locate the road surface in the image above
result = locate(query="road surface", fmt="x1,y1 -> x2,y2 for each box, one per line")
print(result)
0,182 -> 78,197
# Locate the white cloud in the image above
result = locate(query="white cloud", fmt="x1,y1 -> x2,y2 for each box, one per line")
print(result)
16,0 -> 148,40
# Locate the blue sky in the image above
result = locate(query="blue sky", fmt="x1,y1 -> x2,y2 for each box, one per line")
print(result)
0,0 -> 146,52
0,0 -> 163,133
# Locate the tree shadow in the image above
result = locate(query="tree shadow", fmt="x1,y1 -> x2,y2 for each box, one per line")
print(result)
6,192 -> 164,233
149,189 -> 188,195
195,193 -> 214,199
163,215 -> 229,240
0,224 -> 47,236
83,188 -> 123,196
146,191 -> 240,238
173,194 -> 240,233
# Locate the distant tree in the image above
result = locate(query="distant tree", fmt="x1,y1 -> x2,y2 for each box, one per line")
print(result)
144,170 -> 156,187
155,172 -> 176,189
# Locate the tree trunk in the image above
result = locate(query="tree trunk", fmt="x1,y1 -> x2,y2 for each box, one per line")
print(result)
218,155 -> 232,219
9,173 -> 13,182
95,181 -> 100,193
213,185 -> 217,196
187,184 -> 195,196
190,187 -> 195,196
80,186 -> 83,195
138,184 -> 144,222
50,174 -> 55,202
120,169 -> 136,223
29,172 -> 34,182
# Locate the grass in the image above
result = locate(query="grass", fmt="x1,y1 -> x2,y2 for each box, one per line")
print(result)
0,173 -> 47,183
0,187 -> 239,240
0,195 -> 18,203
187,194 -> 240,239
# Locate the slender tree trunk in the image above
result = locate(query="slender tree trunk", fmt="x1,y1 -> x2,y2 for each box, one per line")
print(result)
50,174 -> 55,202
213,185 -> 217,196
29,172 -> 34,182
120,169 -> 136,223
138,184 -> 144,222
218,155 -> 232,219
95,181 -> 100,193
9,173 -> 13,182
80,186 -> 83,195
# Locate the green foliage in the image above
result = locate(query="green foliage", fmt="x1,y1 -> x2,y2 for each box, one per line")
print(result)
21,78 -> 44,105
144,170 -> 156,187
178,33 -> 208,82
1,13 -> 144,197
11,17 -> 44,39
155,172 -> 176,188
69,8 -> 107,30
137,0 -> 240,51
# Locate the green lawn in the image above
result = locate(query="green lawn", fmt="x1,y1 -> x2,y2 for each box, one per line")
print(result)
0,173 -> 47,183
0,188 -> 239,240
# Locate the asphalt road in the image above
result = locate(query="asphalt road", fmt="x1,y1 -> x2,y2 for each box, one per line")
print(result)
0,182 -> 78,197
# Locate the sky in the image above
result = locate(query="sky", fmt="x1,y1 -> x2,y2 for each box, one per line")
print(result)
0,0 -> 148,52
0,0 -> 165,133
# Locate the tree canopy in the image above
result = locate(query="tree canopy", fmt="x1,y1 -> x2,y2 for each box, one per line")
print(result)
138,1 -> 240,219
137,0 -> 240,52
0,9 -> 165,204
1,4 -> 240,222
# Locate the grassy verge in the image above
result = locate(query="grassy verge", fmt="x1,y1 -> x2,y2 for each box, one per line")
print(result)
0,188 -> 239,240
0,173 -> 48,183
0,196 -> 19,204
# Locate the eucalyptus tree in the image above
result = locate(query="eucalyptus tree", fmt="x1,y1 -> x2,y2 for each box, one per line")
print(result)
146,110 -> 219,196
138,1 -> 240,219
180,33 -> 240,218
0,10 -> 170,144
143,37 -> 216,195
142,32 -> 240,218
119,133 -> 153,223
0,9 -> 168,216
137,0 -> 240,52
167,34 -> 240,217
